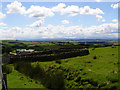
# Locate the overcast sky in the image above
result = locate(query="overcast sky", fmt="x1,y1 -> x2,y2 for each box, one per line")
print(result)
0,1 -> 118,40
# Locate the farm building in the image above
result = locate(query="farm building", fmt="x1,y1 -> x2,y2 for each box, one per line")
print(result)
16,49 -> 35,55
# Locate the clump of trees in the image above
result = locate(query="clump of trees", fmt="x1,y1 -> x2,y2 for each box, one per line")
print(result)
2,45 -> 13,55
10,49 -> 89,63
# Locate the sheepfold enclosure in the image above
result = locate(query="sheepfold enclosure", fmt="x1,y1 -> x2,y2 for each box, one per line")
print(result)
9,49 -> 89,63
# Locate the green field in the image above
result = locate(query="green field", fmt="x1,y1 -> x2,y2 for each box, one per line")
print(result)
5,46 -> 119,89
7,70 -> 46,89
32,46 -> 119,88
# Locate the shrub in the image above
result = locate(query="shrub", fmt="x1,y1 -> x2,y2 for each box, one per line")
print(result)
14,62 -> 22,71
74,75 -> 81,82
88,79 -> 98,86
31,64 -> 45,79
93,56 -> 97,59
43,70 -> 65,89
2,64 -> 13,74
56,60 -> 61,64
14,62 -> 65,89
106,74 -> 118,83
14,62 -> 33,77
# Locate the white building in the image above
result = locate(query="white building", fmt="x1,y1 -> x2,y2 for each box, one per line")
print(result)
16,49 -> 35,55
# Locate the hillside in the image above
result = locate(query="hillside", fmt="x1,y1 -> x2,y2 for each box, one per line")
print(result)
5,46 -> 119,89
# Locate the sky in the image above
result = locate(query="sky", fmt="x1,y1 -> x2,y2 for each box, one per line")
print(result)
0,1 -> 119,40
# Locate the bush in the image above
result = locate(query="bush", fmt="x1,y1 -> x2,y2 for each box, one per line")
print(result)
31,64 -> 45,79
14,62 -> 65,89
2,64 -> 13,74
106,74 -> 118,83
56,60 -> 61,64
93,56 -> 97,59
14,62 -> 33,76
43,70 -> 65,89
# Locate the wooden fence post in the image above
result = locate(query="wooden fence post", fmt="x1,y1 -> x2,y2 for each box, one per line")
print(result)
2,73 -> 7,90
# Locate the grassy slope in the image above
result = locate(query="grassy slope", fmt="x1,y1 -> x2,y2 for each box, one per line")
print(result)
6,46 -> 119,88
32,46 -> 119,88
7,70 -> 46,89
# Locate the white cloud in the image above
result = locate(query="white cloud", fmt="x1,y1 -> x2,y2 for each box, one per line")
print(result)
61,20 -> 70,24
6,1 -> 54,18
0,23 -> 118,40
52,3 -> 66,12
112,19 -> 118,22
96,15 -> 102,21
102,19 -> 105,22
0,22 -> 7,30
96,0 -> 102,2
27,19 -> 44,27
6,2 -> 104,21
11,27 -> 22,33
1,27 -> 8,29
0,22 -> 7,26
26,5 -> 54,18
61,5 -> 80,16
0,12 -> 6,19
7,1 -> 26,14
0,27 -> 22,40
79,6 -> 104,15
52,3 -> 104,16
111,3 -> 118,8
96,15 -> 105,22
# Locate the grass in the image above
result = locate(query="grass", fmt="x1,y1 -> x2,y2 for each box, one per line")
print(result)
7,70 -> 46,89
5,46 -> 119,88
32,46 -> 119,88
0,84 -> 2,90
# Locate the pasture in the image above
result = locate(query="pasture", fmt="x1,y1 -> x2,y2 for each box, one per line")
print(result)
5,45 -> 119,89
